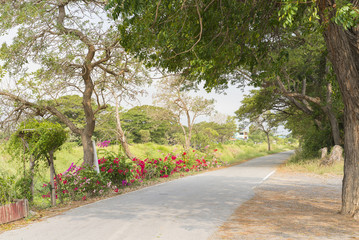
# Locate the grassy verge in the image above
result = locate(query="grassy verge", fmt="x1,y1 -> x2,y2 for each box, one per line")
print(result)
216,142 -> 292,164
283,153 -> 344,176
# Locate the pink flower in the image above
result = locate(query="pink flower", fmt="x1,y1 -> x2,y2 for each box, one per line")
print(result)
114,188 -> 119,193
101,167 -> 106,172
74,187 -> 78,191
82,196 -> 87,201
108,168 -> 113,173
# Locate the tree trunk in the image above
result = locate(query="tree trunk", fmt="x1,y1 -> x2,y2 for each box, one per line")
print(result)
81,62 -> 96,166
319,0 -> 359,218
115,96 -> 135,160
29,156 -> 35,202
266,132 -> 271,151
81,132 -> 95,166
48,151 -> 56,207
326,107 -> 342,145
323,83 -> 342,145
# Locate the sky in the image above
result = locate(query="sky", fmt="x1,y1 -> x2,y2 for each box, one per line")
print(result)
134,82 -> 254,119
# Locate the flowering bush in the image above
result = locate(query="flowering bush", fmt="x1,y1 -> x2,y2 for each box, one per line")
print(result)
41,142 -> 225,202
41,163 -> 118,202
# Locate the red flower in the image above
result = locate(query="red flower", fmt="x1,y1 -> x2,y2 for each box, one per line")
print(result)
193,150 -> 195,152
101,167 -> 106,172
185,169 -> 190,172
82,196 -> 87,201
214,149 -> 218,152
114,188 -> 119,193
183,152 -> 187,156
63,180 -> 68,184
108,168 -> 113,173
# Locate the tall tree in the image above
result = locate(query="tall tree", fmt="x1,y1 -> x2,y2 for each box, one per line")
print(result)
235,92 -> 282,151
0,1 -> 145,166
107,0 -> 359,218
154,76 -> 215,150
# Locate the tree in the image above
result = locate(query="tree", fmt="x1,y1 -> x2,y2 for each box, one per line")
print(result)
249,27 -> 344,146
236,93 -> 281,151
7,119 -> 67,205
154,76 -> 215,150
0,1 -> 143,166
121,105 -> 179,144
108,0 -> 359,217
192,117 -> 237,148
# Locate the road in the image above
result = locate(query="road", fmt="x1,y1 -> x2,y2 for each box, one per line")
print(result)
0,151 -> 293,240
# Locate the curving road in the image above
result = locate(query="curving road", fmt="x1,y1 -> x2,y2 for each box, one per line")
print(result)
0,151 -> 293,240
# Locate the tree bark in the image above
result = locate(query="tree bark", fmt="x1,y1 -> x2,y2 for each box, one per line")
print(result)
319,0 -> 359,218
81,131 -> 95,166
266,132 -> 271,151
48,150 -> 56,207
115,98 -> 135,160
29,157 -> 35,202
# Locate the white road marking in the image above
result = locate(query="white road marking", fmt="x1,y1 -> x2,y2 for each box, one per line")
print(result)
252,170 -> 276,189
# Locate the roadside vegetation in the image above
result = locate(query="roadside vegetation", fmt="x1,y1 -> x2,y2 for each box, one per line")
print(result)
0,135 -> 294,211
284,150 -> 344,176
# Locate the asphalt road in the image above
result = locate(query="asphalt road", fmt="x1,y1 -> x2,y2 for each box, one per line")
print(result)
0,151 -> 293,240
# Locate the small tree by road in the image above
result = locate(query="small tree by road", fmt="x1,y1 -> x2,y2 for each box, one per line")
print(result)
154,76 -> 215,150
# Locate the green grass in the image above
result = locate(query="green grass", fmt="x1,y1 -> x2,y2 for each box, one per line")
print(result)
216,142 -> 292,164
284,154 -> 344,176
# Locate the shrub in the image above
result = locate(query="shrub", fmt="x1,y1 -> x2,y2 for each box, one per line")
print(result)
0,172 -> 15,205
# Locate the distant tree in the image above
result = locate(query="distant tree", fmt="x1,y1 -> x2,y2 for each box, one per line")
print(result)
192,118 -> 237,149
139,130 -> 151,143
154,76 -> 215,150
121,105 -> 178,144
236,91 -> 283,151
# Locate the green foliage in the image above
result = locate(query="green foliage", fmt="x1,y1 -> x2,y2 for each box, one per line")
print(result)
11,119 -> 67,161
192,118 -> 236,149
139,130 -> 151,143
300,125 -> 333,159
121,105 -> 179,144
107,0 -> 281,89
14,174 -> 33,201
334,3 -> 359,29
0,171 -> 15,205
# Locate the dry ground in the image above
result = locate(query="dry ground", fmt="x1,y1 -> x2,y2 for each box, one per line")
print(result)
211,169 -> 359,240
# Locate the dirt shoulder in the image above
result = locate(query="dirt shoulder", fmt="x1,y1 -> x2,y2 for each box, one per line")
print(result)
211,169 -> 359,240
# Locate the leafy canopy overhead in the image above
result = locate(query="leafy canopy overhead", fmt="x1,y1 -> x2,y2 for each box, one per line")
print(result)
107,0 -> 281,89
